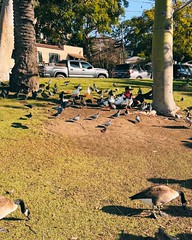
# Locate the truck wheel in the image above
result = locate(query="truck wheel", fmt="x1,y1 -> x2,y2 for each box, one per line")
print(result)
98,74 -> 106,78
56,74 -> 66,78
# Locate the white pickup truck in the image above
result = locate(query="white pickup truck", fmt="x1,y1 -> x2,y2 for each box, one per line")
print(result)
39,60 -> 109,78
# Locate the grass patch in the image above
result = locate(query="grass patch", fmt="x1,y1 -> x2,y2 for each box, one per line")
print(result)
0,78 -> 191,239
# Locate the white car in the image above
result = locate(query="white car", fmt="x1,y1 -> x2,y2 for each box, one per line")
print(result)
130,66 -> 152,79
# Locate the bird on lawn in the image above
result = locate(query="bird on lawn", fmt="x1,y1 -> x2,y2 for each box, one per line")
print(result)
129,185 -> 187,219
25,113 -> 32,119
72,86 -> 82,97
0,196 -> 30,232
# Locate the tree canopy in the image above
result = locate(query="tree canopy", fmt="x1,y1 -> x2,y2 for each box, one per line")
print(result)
113,0 -> 192,62
34,0 -> 128,59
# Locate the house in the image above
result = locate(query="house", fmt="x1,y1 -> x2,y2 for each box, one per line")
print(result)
36,43 -> 85,64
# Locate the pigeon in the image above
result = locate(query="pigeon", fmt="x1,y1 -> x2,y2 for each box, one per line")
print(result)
0,89 -> 9,98
25,104 -> 33,109
72,86 -> 82,97
110,110 -> 120,119
52,106 -> 63,117
135,115 -> 141,123
148,103 -> 153,112
141,102 -> 148,111
41,90 -> 49,99
103,119 -> 112,127
137,87 -> 143,95
67,114 -> 80,122
86,112 -> 100,120
185,110 -> 192,127
53,83 -> 58,94
25,113 -> 32,119
63,80 -> 70,86
45,83 -> 50,90
124,107 -> 129,116
84,85 -> 91,96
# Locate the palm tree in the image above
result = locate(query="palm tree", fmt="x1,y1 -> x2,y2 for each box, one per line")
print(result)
10,0 -> 39,94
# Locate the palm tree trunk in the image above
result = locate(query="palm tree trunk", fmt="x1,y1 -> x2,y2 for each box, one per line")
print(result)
152,0 -> 178,116
10,0 -> 39,94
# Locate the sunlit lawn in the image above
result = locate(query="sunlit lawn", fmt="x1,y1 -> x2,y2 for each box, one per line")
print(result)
0,77 -> 191,239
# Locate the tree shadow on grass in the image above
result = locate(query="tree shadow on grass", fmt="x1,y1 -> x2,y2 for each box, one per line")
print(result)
118,230 -> 153,240
176,233 -> 192,240
147,177 -> 192,190
11,122 -> 29,129
2,217 -> 25,221
101,205 -> 143,217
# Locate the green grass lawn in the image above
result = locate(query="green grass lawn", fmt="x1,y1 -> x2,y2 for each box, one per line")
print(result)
0,77 -> 191,239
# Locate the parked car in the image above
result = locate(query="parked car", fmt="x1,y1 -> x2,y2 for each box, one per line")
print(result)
173,64 -> 192,79
112,64 -> 151,79
39,60 -> 109,78
130,65 -> 152,79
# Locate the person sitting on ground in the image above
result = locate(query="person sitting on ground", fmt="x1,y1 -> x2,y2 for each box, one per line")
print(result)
124,86 -> 141,107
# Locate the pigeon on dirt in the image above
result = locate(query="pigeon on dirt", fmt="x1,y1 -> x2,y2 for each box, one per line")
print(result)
103,119 -> 112,127
52,106 -> 63,117
86,113 -> 100,120
110,110 -> 120,119
185,110 -> 192,127
135,115 -> 141,123
67,114 -> 80,122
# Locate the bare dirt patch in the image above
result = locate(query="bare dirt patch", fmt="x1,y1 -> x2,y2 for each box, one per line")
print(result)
44,106 -> 192,158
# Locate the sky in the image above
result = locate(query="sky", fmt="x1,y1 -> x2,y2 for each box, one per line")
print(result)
123,0 -> 155,20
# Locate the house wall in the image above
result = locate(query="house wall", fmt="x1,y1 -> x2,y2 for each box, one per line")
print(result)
36,43 -> 84,64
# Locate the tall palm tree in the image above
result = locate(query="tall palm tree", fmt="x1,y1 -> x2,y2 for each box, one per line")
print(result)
10,0 -> 39,94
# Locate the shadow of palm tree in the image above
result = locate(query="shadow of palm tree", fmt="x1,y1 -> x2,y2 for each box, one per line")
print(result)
176,233 -> 192,240
118,230 -> 153,240
2,217 -> 24,221
101,205 -> 143,217
147,177 -> 192,190
11,122 -> 29,129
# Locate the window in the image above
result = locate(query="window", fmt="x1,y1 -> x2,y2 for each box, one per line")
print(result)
49,53 -> 60,63
38,51 -> 43,63
70,61 -> 80,68
81,62 -> 92,69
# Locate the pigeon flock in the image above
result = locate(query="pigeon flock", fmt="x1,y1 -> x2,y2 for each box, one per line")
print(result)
0,79 -> 191,132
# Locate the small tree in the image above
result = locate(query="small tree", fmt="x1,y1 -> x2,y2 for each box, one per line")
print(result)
152,0 -> 178,116
10,0 -> 38,94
